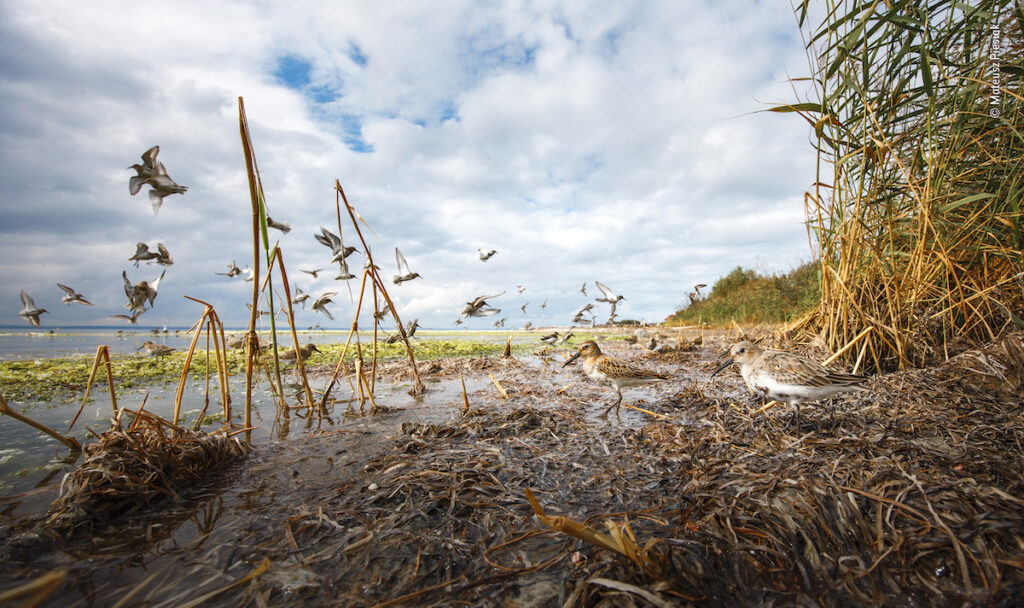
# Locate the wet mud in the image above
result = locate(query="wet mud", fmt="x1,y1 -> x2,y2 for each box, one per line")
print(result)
1,329 -> 1023,606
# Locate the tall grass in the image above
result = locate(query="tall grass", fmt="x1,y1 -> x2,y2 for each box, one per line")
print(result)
786,0 -> 1024,371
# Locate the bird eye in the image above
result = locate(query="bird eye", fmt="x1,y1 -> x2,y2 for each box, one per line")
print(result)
737,347 -> 745,354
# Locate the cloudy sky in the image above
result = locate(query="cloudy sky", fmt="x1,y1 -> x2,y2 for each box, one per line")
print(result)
0,0 -> 819,331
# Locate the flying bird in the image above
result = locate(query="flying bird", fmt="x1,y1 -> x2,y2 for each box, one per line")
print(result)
57,283 -> 93,306
539,332 -> 559,345
335,259 -> 356,281
516,285 -> 526,293
292,287 -> 310,308
110,311 -> 144,325
393,248 -> 421,284
300,268 -> 324,278
129,242 -> 159,267
315,227 -> 357,264
540,299 -> 548,309
217,260 -> 242,277
479,248 -> 497,261
18,290 -> 48,328
521,303 -> 528,314
241,266 -> 255,282
460,291 -> 505,317
595,281 -> 625,304
128,146 -> 187,215
312,292 -> 337,320
266,217 -> 291,234
579,282 -> 587,296
152,243 -> 174,266
122,269 -> 165,313
128,146 -> 163,195
711,341 -> 869,427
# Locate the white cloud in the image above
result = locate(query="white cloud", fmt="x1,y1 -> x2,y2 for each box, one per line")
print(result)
0,0 -> 818,330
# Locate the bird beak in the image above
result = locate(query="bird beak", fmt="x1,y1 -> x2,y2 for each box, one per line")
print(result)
710,358 -> 734,378
562,351 -> 581,367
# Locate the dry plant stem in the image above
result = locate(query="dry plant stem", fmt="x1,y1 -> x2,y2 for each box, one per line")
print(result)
822,326 -> 874,366
173,307 -> 208,428
0,569 -> 66,606
184,296 -> 233,421
0,394 -> 81,451
320,268 -> 372,410
239,97 -> 261,438
67,345 -> 114,433
488,374 -> 508,399
270,248 -> 316,411
525,488 -> 644,562
335,180 -> 424,393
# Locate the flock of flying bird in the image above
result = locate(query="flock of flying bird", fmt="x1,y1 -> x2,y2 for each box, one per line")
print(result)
16,144 -> 630,337
18,146 -> 185,329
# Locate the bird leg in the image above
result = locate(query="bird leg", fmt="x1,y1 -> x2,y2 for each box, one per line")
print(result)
601,391 -> 624,418
790,403 -> 801,431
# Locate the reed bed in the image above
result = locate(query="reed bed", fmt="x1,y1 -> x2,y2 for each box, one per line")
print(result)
45,409 -> 250,533
788,0 -> 1024,371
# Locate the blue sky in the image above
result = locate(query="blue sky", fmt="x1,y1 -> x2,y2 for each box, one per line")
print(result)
0,0 -> 820,330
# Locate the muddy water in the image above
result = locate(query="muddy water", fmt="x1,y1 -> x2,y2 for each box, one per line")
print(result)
0,336 -> 727,606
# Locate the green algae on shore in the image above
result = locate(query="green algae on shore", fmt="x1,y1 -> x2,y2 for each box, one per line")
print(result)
0,335 -> 624,401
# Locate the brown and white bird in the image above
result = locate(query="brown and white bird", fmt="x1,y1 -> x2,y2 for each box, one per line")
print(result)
711,341 -> 868,426
110,311 -> 144,325
563,340 -> 670,418
123,269 -> 165,313
18,290 -> 48,328
311,292 -> 337,320
393,247 -> 421,284
280,343 -> 321,363
139,340 -> 175,356
57,283 -> 93,306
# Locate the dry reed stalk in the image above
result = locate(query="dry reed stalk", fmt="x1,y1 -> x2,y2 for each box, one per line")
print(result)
0,569 -> 66,606
239,97 -> 261,438
787,1 -> 1023,370
268,248 -> 316,410
67,345 -> 116,433
488,373 -> 509,399
336,181 -> 424,393
0,393 -> 81,451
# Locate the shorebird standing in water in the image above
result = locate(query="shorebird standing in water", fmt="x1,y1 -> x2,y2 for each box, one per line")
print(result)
393,248 -> 421,284
564,340 -> 670,418
280,343 -> 320,363
57,283 -> 93,306
711,341 -> 868,427
18,290 -> 48,328
139,341 -> 175,356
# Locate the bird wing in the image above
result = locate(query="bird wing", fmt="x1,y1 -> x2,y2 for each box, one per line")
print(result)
141,146 -> 160,169
395,247 -> 410,274
129,175 -> 147,196
471,291 -> 505,307
148,189 -> 165,215
20,290 -> 35,308
157,243 -> 170,258
122,271 -> 133,298
595,281 -> 615,299
148,270 -> 166,305
316,227 -> 340,252
57,283 -> 75,297
760,351 -> 836,388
